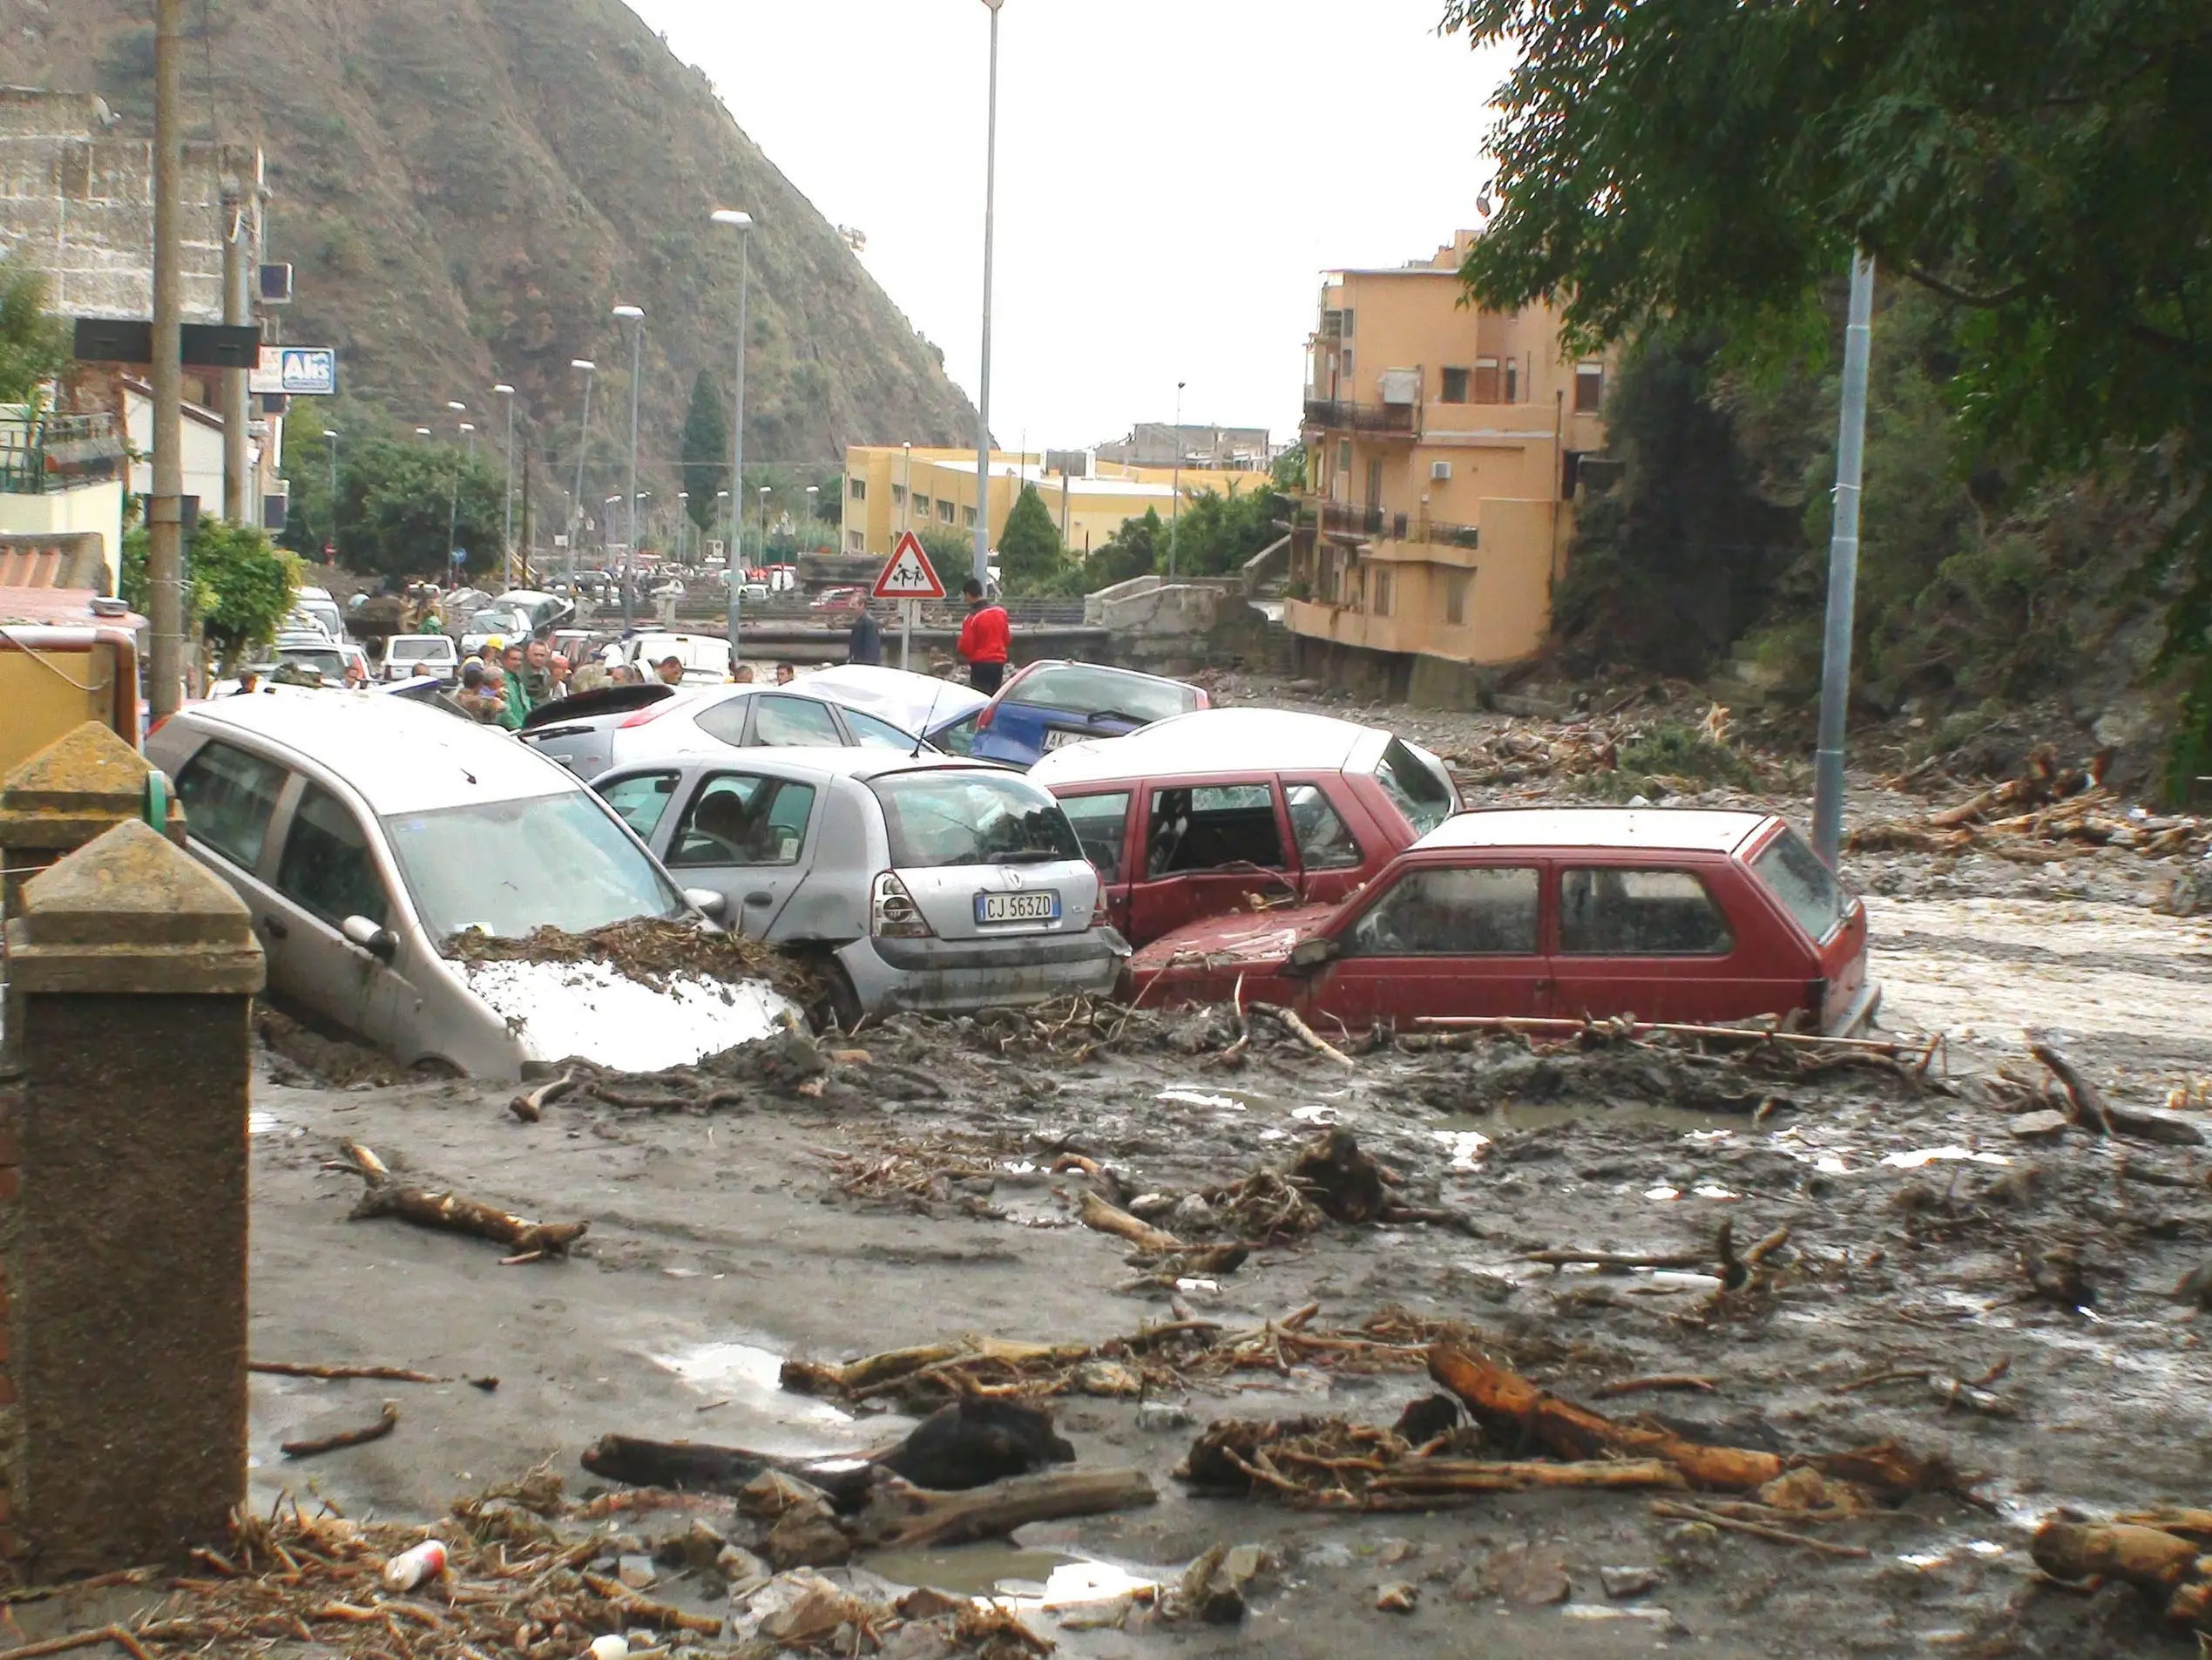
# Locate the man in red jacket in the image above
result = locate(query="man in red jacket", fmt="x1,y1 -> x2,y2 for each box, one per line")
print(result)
956,578 -> 1011,694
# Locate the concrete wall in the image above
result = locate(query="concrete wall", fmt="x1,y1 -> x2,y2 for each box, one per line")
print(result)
0,482 -> 124,593
0,90 -> 251,324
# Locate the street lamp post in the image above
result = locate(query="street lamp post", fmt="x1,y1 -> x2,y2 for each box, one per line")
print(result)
973,0 -> 1005,591
612,304 -> 646,632
493,383 -> 516,587
448,417 -> 475,584
677,491 -> 689,566
902,441 -> 913,536
322,428 -> 340,564
569,359 -> 596,586
712,208 -> 754,661
804,484 -> 818,549
757,484 -> 771,564
1168,379 -> 1186,579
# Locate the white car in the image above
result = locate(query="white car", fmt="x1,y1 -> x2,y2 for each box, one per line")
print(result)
624,631 -> 731,684
520,682 -> 928,780
292,587 -> 345,639
382,634 -> 461,682
147,692 -> 794,1079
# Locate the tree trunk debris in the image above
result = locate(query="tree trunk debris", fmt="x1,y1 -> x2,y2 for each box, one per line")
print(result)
280,1399 -> 399,1459
344,1142 -> 590,1260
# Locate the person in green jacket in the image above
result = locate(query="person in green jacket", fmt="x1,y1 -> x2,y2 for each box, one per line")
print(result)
497,642 -> 533,730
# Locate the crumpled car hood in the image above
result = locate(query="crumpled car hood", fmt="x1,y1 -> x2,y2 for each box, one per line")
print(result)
457,959 -> 802,1072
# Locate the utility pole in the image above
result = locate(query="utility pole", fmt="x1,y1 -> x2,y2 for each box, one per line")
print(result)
613,305 -> 645,632
973,0 -> 1005,591
1168,380 -> 1186,579
1812,252 -> 1877,869
569,359 -> 596,587
323,428 -> 339,562
494,383 -> 516,588
220,184 -> 251,524
713,209 -> 753,661
146,0 -> 186,721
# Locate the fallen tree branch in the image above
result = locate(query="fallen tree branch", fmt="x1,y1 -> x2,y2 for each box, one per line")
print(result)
1075,1188 -> 1185,1255
1251,1003 -> 1355,1068
281,1400 -> 399,1459
509,1069 -> 578,1124
0,1629 -> 156,1660
1593,1374 -> 1717,1399
1650,1499 -> 1871,1558
345,1142 -> 589,1258
251,1361 -> 446,1384
857,1467 -> 1157,1549
1522,1249 -> 1709,1270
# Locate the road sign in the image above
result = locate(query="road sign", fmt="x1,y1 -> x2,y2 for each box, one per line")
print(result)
249,347 -> 337,396
873,530 -> 945,600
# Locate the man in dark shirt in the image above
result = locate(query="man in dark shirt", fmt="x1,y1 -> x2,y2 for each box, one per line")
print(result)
847,593 -> 883,666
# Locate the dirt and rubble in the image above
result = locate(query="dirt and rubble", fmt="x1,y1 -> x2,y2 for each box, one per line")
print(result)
23,686 -> 2203,1659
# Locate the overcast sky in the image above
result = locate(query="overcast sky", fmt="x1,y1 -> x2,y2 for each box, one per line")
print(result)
625,0 -> 1513,451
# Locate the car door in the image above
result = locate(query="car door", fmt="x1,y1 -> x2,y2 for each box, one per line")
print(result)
171,737 -> 301,980
1057,789 -> 1136,934
1282,778 -> 1373,906
658,767 -> 819,938
1306,860 -> 1550,1028
1126,781 -> 1299,944
1549,859 -> 1765,1025
269,783 -> 412,1051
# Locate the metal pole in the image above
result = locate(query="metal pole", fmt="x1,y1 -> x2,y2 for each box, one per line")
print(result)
221,187 -> 250,524
901,600 -> 913,672
325,430 -> 338,561
617,308 -> 644,633
973,0 -> 1004,590
570,361 -> 594,587
496,383 -> 516,588
1812,249 -> 1877,869
146,0 -> 186,721
723,216 -> 751,663
1168,379 -> 1185,579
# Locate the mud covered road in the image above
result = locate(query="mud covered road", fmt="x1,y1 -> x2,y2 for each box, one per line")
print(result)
226,878 -> 2212,1660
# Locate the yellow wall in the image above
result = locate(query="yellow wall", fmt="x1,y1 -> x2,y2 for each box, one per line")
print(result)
0,480 -> 126,593
0,644 -> 125,778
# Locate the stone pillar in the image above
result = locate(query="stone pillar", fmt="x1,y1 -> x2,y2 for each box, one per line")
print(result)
3,819 -> 263,1575
0,722 -> 186,917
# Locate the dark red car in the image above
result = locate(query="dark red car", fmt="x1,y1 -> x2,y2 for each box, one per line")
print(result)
1130,807 -> 1877,1035
1026,708 -> 1463,946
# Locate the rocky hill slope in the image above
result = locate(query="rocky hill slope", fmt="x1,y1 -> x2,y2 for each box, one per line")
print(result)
0,0 -> 977,495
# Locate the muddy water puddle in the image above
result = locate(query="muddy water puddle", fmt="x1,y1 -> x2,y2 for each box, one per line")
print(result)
642,1335 -> 875,1456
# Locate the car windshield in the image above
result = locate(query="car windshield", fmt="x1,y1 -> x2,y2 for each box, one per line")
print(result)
381,791 -> 685,943
468,606 -> 529,636
281,648 -> 347,679
1752,826 -> 1846,943
1377,737 -> 1455,835
870,770 -> 1082,870
1010,664 -> 1199,725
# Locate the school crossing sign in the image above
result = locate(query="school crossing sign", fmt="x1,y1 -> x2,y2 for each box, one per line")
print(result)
873,530 -> 946,600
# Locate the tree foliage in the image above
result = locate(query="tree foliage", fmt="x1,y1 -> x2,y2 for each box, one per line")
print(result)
121,518 -> 301,672
323,435 -> 506,583
0,259 -> 67,403
1445,0 -> 2212,786
680,369 -> 729,535
996,484 -> 1066,592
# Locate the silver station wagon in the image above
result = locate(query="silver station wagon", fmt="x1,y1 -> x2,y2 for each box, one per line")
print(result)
590,749 -> 1130,1025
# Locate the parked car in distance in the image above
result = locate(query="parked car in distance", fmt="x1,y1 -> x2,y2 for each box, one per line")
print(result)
802,664 -> 988,754
382,634 -> 460,683
592,749 -> 1126,1022
270,639 -> 370,686
1029,708 -> 1461,945
491,589 -> 576,634
969,661 -> 1209,769
148,691 -> 788,1079
293,586 -> 345,640
811,586 -> 865,611
1131,807 -> 1877,1036
520,681 -> 931,780
622,631 -> 731,685
458,602 -> 533,655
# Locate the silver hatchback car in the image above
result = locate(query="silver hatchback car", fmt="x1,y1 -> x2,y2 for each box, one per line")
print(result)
591,749 -> 1130,1023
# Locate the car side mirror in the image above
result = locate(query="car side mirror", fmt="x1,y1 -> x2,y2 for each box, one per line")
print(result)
1286,935 -> 1339,972
684,888 -> 728,921
341,915 -> 398,963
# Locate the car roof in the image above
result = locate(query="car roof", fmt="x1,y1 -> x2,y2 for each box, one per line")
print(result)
1011,659 -> 1194,691
172,690 -> 585,813
1415,807 -> 1777,855
1030,707 -> 1383,786
598,747 -> 1011,786
802,664 -> 988,729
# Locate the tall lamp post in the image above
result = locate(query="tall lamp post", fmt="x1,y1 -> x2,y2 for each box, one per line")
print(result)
804,484 -> 818,551
757,484 -> 771,566
322,428 -> 340,564
972,0 -> 1005,590
712,208 -> 754,661
448,415 -> 475,585
677,491 -> 689,566
569,359 -> 597,586
493,383 -> 517,587
612,303 -> 646,632
1168,379 -> 1186,579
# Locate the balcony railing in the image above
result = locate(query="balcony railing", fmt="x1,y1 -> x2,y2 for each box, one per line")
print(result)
1302,398 -> 1415,434
1317,501 -> 1409,540
0,412 -> 126,495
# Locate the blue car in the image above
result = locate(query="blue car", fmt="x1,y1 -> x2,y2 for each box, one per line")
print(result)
969,660 -> 1210,769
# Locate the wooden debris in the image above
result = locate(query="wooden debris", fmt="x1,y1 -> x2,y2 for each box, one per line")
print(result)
280,1400 -> 398,1459
2033,1518 -> 2202,1595
344,1142 -> 589,1258
2033,1043 -> 2205,1144
508,1069 -> 578,1123
250,1361 -> 447,1384
0,1627 -> 156,1660
1076,1189 -> 1185,1255
1285,1126 -> 1387,1223
857,1467 -> 1157,1548
578,1434 -> 876,1508
1252,1003 -> 1355,1067
1650,1499 -> 1872,1559
1593,1374 -> 1718,1399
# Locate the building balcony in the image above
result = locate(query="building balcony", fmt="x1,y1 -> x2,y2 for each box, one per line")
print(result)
1302,398 -> 1415,436
0,412 -> 126,495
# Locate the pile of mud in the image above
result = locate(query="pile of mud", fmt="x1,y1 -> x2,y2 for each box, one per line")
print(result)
446,918 -> 821,1004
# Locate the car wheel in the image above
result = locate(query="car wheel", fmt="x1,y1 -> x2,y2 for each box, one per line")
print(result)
802,956 -> 865,1035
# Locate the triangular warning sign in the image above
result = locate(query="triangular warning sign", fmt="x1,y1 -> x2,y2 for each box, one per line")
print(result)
874,530 -> 947,600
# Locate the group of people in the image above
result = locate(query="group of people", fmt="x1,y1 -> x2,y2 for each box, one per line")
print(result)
846,579 -> 1011,694
452,636 -> 565,728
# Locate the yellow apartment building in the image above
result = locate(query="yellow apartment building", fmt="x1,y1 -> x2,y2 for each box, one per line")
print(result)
1287,229 -> 1612,686
842,446 -> 1270,564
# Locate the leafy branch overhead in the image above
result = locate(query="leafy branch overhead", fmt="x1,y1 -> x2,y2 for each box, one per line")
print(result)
1444,0 -> 2212,787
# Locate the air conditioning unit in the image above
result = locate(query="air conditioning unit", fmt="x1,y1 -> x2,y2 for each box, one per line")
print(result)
1431,461 -> 1453,482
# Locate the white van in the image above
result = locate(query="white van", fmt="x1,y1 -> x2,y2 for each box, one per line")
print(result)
382,634 -> 462,683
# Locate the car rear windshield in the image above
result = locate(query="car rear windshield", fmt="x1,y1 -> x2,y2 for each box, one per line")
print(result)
1377,738 -> 1455,835
1752,827 -> 1846,943
382,791 -> 685,944
1011,664 -> 1200,725
871,771 -> 1081,871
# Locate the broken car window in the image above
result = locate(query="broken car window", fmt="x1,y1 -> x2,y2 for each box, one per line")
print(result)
1286,783 -> 1364,870
1060,791 -> 1133,882
1559,867 -> 1734,956
1752,827 -> 1846,943
1348,866 -> 1539,955
1147,784 -> 1286,877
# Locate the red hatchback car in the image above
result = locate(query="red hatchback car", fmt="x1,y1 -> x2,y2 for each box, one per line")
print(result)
1130,807 -> 1877,1036
1027,708 -> 1464,946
